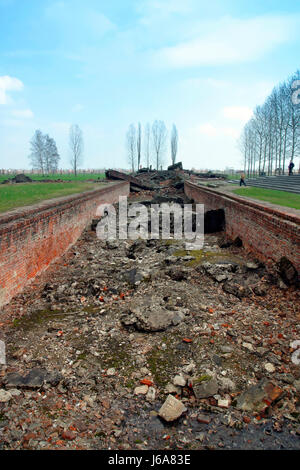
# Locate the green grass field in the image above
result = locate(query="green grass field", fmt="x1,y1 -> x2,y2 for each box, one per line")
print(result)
0,173 -> 105,183
233,187 -> 300,210
0,182 -> 105,213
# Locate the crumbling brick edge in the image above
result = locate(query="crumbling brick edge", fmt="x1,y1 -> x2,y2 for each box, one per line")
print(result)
184,181 -> 300,272
0,181 -> 130,308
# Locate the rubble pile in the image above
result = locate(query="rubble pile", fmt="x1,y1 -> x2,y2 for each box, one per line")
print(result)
0,175 -> 299,450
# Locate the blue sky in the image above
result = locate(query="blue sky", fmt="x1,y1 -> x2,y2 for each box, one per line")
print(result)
1,0 -> 300,171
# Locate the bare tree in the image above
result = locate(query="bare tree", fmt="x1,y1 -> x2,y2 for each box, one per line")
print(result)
69,124 -> 84,176
239,69 -> 300,176
29,130 -> 45,174
143,122 -> 151,169
137,122 -> 142,170
44,134 -> 60,174
126,124 -> 137,173
171,124 -> 178,165
152,120 -> 167,170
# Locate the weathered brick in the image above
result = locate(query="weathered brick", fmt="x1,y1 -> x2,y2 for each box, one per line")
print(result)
185,181 -> 300,273
0,182 -> 129,307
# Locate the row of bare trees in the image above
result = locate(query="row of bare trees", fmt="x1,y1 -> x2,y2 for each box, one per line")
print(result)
126,121 -> 178,172
239,70 -> 300,176
29,124 -> 84,175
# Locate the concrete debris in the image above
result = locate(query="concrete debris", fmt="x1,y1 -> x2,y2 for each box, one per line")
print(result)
0,173 -> 299,450
192,377 -> 219,399
158,395 -> 187,422
235,379 -> 283,412
0,340 -> 6,365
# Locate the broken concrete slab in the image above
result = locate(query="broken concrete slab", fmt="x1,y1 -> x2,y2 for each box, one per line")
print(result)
167,162 -> 183,171
4,368 -> 62,389
121,268 -> 151,286
158,395 -> 187,422
234,379 -> 283,412
121,297 -> 186,332
105,169 -> 155,190
192,376 -> 219,399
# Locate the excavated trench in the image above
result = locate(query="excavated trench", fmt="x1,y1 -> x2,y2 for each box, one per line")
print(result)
0,185 -> 299,450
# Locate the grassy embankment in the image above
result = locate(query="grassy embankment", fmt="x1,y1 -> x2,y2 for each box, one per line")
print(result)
0,173 -> 105,183
0,182 -> 105,213
233,187 -> 300,210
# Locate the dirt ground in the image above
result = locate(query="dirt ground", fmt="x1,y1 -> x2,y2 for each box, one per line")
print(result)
0,193 -> 299,450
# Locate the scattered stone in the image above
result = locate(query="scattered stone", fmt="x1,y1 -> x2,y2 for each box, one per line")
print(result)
61,430 -> 76,441
121,297 -> 185,332
182,256 -> 195,262
158,395 -> 187,422
223,280 -> 252,299
134,385 -> 149,395
164,256 -> 178,265
0,185 -> 298,450
173,375 -> 186,387
106,240 -> 119,250
146,387 -> 156,402
264,363 -> 276,373
182,362 -> 196,375
253,284 -> 267,296
0,390 -> 12,402
219,345 -> 234,354
166,267 -> 188,281
165,383 -> 181,395
246,262 -> 259,271
4,368 -> 62,389
218,377 -> 236,393
201,262 -> 236,283
256,347 -> 268,357
122,268 -> 151,286
294,380 -> 300,392
0,340 -> 5,365
235,379 -> 283,412
9,389 -> 22,397
197,414 -> 211,424
217,398 -> 231,408
192,377 -> 218,399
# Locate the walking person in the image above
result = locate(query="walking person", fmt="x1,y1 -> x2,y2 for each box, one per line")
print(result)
288,160 -> 295,176
240,173 -> 246,186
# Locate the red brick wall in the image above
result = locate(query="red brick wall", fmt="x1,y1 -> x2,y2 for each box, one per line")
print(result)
185,181 -> 300,272
0,182 -> 129,307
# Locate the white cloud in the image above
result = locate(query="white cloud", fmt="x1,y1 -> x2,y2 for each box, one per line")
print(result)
0,75 -> 23,104
222,106 -> 253,121
197,123 -> 239,139
11,109 -> 34,119
153,14 -> 299,67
